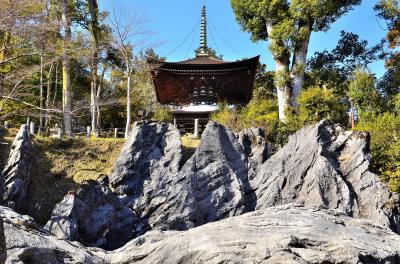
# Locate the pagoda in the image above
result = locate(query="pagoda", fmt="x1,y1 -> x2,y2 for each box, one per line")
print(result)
148,6 -> 259,135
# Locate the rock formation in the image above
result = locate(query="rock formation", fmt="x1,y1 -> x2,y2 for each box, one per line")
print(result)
1,205 -> 104,263
252,120 -> 400,233
107,121 -> 257,235
34,120 -> 400,259
1,124 -> 32,210
3,204 -> 400,263
45,178 -> 134,250
0,216 -> 6,263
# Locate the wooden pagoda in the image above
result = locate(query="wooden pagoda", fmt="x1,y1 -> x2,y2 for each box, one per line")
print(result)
148,6 -> 259,135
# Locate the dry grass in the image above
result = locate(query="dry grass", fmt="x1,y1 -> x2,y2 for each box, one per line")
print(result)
23,136 -> 124,225
181,134 -> 200,162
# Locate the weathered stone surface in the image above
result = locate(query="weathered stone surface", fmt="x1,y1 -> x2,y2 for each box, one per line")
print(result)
109,121 -> 183,196
1,205 -> 104,263
237,127 -> 269,179
1,124 -> 32,210
253,120 -> 400,233
45,179 -> 134,250
106,204 -> 400,264
109,121 -> 256,236
0,216 -> 6,263
5,204 -> 400,263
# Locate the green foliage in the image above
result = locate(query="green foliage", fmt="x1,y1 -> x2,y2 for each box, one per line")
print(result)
150,105 -> 173,123
297,86 -> 347,124
347,69 -> 381,113
355,112 -> 400,193
307,31 -> 385,97
210,103 -> 243,132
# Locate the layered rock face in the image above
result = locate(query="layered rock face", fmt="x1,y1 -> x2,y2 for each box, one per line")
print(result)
1,205 -> 104,263
108,121 -> 260,234
45,178 -> 134,250
19,119 -> 400,261
1,125 -> 32,210
253,120 -> 400,232
3,204 -> 400,263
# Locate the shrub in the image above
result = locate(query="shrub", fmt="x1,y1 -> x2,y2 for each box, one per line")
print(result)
297,85 -> 347,125
356,111 -> 400,192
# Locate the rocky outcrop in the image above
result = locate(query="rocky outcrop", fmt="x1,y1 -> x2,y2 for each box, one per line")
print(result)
45,178 -> 134,250
108,121 -> 256,235
0,216 -> 6,263
1,205 -> 104,263
5,204 -> 400,263
109,121 -> 183,196
106,204 -> 400,264
44,120 -> 400,253
237,127 -> 269,179
1,124 -> 32,210
253,120 -> 400,233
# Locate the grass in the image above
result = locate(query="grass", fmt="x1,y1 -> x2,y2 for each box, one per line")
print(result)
181,134 -> 201,162
24,136 -> 125,224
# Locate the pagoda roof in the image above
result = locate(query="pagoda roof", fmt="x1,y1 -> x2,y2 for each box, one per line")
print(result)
148,55 -> 259,105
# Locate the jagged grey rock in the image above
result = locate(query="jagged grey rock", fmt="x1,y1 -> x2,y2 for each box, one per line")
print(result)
237,127 -> 269,179
109,121 -> 183,196
45,179 -> 134,250
1,205 -> 104,263
1,124 -> 32,210
253,120 -> 400,233
109,121 -> 256,236
5,204 -> 400,263
106,204 -> 400,264
0,216 -> 6,263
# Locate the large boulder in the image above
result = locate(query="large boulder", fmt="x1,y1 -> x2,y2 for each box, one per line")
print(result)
253,120 -> 400,233
0,216 -> 6,263
1,124 -> 32,210
106,204 -> 400,264
45,178 -> 134,250
1,205 -> 104,263
5,204 -> 400,263
109,121 -> 256,236
109,121 -> 183,196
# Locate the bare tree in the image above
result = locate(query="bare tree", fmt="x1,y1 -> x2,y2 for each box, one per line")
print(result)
108,5 -> 151,138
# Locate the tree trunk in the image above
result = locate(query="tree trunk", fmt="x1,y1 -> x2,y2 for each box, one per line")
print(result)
61,0 -> 72,137
275,56 -> 291,120
88,0 -> 100,137
39,55 -> 44,135
291,22 -> 312,104
44,62 -> 54,133
53,61 -> 59,106
125,69 -> 132,138
266,22 -> 292,121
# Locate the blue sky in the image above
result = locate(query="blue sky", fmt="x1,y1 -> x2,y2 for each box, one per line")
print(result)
99,0 -> 387,78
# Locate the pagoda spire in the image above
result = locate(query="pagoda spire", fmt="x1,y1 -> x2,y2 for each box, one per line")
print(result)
199,5 -> 208,56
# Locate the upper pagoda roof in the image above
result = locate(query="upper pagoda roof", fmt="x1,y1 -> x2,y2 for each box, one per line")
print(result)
147,5 -> 260,106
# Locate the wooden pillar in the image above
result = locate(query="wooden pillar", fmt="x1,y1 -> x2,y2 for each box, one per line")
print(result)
194,118 -> 199,138
114,128 -> 118,138
86,126 -> 91,138
173,118 -> 177,127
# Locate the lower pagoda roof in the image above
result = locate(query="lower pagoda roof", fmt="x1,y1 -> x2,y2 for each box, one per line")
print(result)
148,55 -> 260,105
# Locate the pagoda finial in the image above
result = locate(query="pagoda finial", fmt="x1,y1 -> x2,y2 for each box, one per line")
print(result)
199,5 -> 208,56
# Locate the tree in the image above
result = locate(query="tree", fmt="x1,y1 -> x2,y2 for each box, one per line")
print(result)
347,69 -> 381,113
61,0 -> 73,136
231,0 -> 361,120
109,5 -> 150,138
308,31 -> 385,96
